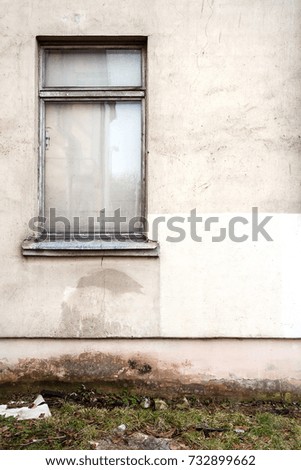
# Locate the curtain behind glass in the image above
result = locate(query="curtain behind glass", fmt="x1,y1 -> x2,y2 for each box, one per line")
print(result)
45,50 -> 142,87
45,101 -> 142,234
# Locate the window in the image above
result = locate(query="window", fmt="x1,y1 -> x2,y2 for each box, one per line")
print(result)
22,38 -> 158,256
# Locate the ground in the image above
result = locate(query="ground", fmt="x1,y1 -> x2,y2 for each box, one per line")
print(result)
0,387 -> 301,450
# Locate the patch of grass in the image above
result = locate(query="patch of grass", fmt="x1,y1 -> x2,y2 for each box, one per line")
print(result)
0,394 -> 301,450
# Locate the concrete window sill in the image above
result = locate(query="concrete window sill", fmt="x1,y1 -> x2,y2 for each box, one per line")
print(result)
22,237 -> 159,257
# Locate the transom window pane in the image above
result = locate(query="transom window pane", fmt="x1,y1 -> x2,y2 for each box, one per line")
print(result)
44,49 -> 142,87
45,101 -> 142,233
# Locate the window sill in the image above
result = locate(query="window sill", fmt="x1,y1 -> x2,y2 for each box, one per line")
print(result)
22,237 -> 159,257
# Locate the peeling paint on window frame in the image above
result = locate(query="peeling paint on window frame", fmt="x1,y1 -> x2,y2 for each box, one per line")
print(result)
22,37 -> 159,257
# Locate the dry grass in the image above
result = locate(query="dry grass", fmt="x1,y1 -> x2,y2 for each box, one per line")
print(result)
0,389 -> 300,450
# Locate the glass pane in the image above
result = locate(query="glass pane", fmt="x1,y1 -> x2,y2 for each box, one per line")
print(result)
45,50 -> 142,87
45,101 -> 142,234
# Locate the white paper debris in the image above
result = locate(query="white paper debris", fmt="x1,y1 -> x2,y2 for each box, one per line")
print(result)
117,424 -> 126,432
0,394 -> 51,420
234,428 -> 245,434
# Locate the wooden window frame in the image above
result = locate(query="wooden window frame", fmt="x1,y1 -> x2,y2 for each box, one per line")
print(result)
22,37 -> 158,257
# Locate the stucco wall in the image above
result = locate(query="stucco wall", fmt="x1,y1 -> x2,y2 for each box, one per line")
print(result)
1,339 -> 301,398
0,0 -> 301,389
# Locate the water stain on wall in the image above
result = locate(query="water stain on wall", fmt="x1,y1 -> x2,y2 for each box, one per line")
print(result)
1,351 -> 299,400
59,269 -> 144,337
77,269 -> 143,294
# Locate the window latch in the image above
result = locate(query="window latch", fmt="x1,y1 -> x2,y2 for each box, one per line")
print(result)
45,128 -> 50,150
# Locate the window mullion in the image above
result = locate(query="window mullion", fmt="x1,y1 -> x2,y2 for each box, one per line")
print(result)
39,90 -> 145,99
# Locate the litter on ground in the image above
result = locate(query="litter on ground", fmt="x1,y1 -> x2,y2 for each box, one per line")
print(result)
0,395 -> 51,420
